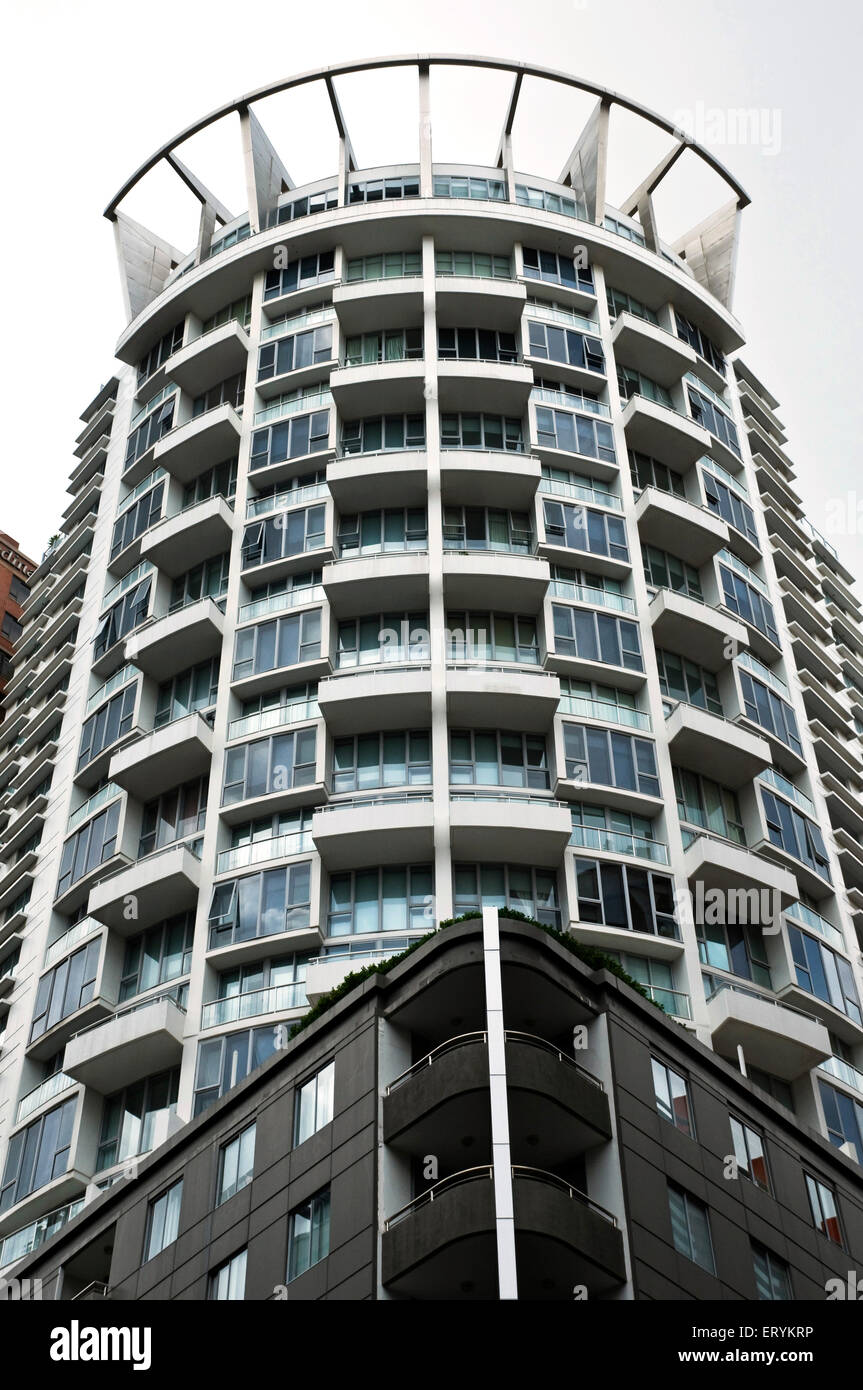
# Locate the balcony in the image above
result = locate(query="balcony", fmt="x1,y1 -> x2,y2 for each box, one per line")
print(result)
809,718 -> 863,785
449,794 -> 572,865
834,827 -> 863,894
665,701 -> 772,786
124,597 -> 225,681
440,450 -> 540,508
326,450 -> 427,512
329,358 -> 426,415
443,551 -> 550,610
788,620 -> 843,687
0,851 -> 38,917
333,276 -> 424,335
382,1165 -> 624,1299
63,992 -> 186,1094
163,321 -> 249,397
322,551 -> 429,616
384,1032 -> 610,1168
153,404 -> 242,484
88,842 -> 202,934
312,793 -> 434,868
140,495 -> 234,577
635,488 -> 728,567
683,833 -> 798,918
446,664 -> 560,733
317,665 -> 432,735
108,713 -> 213,801
648,588 -> 748,669
706,982 -> 831,1081
200,980 -> 307,1032
612,312 -> 697,385
435,275 -> 526,328
437,358 -> 534,413
821,771 -> 863,840
26,991 -> 115,1063
798,669 -> 853,735
0,1197 -> 85,1272
620,394 -> 711,469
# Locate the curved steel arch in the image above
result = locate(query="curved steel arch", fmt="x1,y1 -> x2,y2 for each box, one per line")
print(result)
103,53 -> 750,219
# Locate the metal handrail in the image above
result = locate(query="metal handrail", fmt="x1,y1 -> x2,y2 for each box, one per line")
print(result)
386,1031 -> 488,1092
68,988 -> 187,1042
384,1166 -> 493,1228
511,1165 -> 617,1225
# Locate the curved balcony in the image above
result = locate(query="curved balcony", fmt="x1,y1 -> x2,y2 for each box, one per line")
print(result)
326,450 -> 427,512
665,700 -> 772,787
434,271 -> 525,323
124,597 -> 224,681
611,312 -> 697,386
323,551 -> 429,616
153,403 -> 242,484
443,550 -> 549,610
449,793 -> 572,865
317,664 -> 432,735
683,833 -> 798,920
88,842 -> 201,934
384,1032 -> 610,1168
26,992 -> 115,1063
834,827 -> 863,895
200,980 -> 307,1033
108,712 -> 213,802
446,664 -> 559,732
436,359 -> 534,413
544,646 -> 647,693
312,792 -> 434,868
329,358 -> 426,415
706,982 -> 831,1081
140,495 -> 234,577
821,771 -> 863,841
555,771 -> 663,820
635,488 -> 729,566
439,450 -> 540,508
63,991 -> 186,1094
621,394 -> 712,469
382,1165 -> 624,1300
538,535 -> 631,584
164,321 -> 249,396
219,776 -> 325,829
648,588 -> 748,669
333,276 -> 424,335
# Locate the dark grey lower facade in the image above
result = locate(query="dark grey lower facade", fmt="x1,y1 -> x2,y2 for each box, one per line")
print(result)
7,917 -> 863,1301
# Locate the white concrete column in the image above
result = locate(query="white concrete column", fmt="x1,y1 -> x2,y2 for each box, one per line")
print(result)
482,905 -> 518,1299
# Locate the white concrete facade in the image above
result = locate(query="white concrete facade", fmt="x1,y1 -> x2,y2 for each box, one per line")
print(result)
1,56 -> 862,1266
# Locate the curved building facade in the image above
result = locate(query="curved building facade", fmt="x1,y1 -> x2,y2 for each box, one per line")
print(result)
1,57 -> 863,1298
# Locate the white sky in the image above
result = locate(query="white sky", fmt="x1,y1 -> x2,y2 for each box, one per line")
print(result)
3,0 -> 861,577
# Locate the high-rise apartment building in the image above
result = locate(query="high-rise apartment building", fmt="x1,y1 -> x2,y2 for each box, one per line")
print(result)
0,534 -> 36,712
2,58 -> 863,1301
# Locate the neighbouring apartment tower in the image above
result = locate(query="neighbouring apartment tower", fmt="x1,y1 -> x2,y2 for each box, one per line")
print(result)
0,534 -> 36,712
1,58 -> 862,1301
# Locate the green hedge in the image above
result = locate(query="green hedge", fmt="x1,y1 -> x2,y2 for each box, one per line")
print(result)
289,910 -> 664,1039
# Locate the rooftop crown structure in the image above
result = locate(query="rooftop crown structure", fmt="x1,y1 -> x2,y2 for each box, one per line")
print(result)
1,57 -> 862,1301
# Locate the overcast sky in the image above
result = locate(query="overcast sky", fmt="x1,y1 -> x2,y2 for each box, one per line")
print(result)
4,0 -> 861,579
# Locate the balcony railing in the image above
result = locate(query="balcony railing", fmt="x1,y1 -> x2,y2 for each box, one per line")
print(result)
201,980 -> 307,1030
758,767 -> 815,817
530,386 -> 611,418
819,1055 -> 863,1095
246,483 -> 329,518
386,1029 -> 604,1094
569,824 -> 669,864
16,1071 -> 77,1125
238,585 -> 324,624
735,649 -> 788,695
253,389 -> 332,427
260,306 -> 335,342
45,918 -> 102,969
785,900 -> 845,952
539,477 -> 622,510
67,783 -> 123,833
216,831 -> 313,875
642,985 -> 691,1019
228,700 -> 319,742
0,1198 -> 85,1271
86,664 -> 138,715
548,580 -> 635,613
558,694 -> 650,731
68,987 -> 187,1043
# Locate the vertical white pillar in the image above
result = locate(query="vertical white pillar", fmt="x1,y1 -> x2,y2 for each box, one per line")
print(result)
482,905 -> 518,1299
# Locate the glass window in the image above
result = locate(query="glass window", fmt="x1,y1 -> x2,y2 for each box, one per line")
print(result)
752,1243 -> 791,1300
522,247 -> 595,294
333,731 -> 431,792
340,414 -> 425,455
328,865 -> 433,937
250,411 -> 330,471
111,482 -> 164,560
667,1182 -> 715,1273
207,863 -> 312,951
56,802 -> 121,898
139,777 -> 207,857
651,1059 -> 694,1136
77,681 -> 138,771
193,1026 -> 281,1115
217,1124 -> 256,1205
730,1117 -> 770,1189
295,1061 -> 335,1145
264,251 -> 335,301
287,1189 -> 331,1279
96,1068 -> 180,1172
574,859 -> 678,939
805,1173 -> 842,1245
453,863 -> 560,927
144,1179 -> 183,1260
210,1248 -> 247,1300
222,729 -> 317,805
0,1097 -> 77,1213
232,611 -> 321,680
